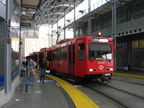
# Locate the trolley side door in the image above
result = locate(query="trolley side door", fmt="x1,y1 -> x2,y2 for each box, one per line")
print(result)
68,45 -> 75,79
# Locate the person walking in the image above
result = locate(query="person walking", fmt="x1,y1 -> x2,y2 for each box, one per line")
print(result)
39,58 -> 47,83
27,58 -> 35,78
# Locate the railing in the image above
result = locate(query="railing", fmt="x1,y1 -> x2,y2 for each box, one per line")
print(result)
91,16 -> 144,37
65,0 -> 110,26
117,17 -> 144,32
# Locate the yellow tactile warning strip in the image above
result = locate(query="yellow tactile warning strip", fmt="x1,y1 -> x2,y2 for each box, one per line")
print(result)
46,74 -> 99,108
113,73 -> 144,79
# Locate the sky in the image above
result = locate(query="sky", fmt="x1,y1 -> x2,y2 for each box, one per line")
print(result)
39,0 -> 108,39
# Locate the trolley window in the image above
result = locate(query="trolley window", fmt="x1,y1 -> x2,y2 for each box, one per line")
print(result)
47,51 -> 52,62
89,43 -> 112,60
78,43 -> 85,60
53,49 -> 60,60
60,47 -> 67,60
34,54 -> 37,61
39,53 -> 44,59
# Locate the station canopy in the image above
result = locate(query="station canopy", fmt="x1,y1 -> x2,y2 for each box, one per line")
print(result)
21,0 -> 84,27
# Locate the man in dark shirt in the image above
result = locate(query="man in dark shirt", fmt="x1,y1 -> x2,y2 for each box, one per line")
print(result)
39,58 -> 47,83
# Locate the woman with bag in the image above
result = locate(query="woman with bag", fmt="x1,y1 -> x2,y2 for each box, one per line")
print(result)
27,58 -> 35,78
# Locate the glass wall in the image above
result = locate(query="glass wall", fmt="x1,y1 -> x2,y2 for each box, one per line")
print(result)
10,0 -> 20,81
131,39 -> 144,68
0,0 -> 20,89
0,0 -> 6,88
0,18 -> 5,88
116,42 -> 128,68
11,51 -> 19,80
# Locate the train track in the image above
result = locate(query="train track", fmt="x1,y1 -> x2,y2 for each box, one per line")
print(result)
82,83 -> 128,108
112,77 -> 144,86
81,81 -> 144,108
105,84 -> 144,100
58,76 -> 144,108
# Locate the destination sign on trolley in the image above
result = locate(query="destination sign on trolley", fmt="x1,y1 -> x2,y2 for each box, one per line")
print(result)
91,38 -> 108,42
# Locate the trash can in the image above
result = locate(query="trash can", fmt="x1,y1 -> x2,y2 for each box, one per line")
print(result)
21,70 -> 25,77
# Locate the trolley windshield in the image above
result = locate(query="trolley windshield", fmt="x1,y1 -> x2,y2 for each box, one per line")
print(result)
89,43 -> 112,60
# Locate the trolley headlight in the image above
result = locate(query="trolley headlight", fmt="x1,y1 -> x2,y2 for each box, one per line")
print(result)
107,68 -> 113,71
89,69 -> 96,72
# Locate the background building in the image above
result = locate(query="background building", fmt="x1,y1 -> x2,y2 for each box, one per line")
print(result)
12,36 -> 61,57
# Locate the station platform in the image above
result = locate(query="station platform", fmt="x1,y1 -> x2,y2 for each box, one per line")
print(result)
1,69 -> 144,108
113,69 -> 144,79
1,70 -> 99,108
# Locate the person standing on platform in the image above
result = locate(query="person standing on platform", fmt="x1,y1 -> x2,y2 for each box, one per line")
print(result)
27,58 -> 35,78
39,58 -> 47,83
25,58 -> 29,75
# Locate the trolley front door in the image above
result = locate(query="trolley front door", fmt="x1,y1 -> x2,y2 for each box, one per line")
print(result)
68,45 -> 75,79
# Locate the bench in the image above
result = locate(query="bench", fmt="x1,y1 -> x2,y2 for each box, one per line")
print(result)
21,77 -> 33,92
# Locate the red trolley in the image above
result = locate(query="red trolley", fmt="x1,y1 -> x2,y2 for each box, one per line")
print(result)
45,36 -> 115,83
